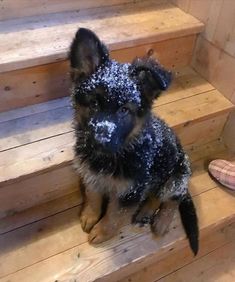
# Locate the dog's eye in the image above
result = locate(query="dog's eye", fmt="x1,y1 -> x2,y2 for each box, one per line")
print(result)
119,106 -> 130,115
121,107 -> 129,113
90,100 -> 98,110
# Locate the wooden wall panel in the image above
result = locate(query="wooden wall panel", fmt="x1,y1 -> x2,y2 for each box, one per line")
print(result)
172,0 -> 235,151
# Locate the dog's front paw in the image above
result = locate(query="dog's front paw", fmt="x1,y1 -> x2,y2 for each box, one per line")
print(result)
88,220 -> 118,244
80,205 -> 100,233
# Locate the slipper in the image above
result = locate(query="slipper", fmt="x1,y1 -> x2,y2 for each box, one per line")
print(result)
208,159 -> 235,190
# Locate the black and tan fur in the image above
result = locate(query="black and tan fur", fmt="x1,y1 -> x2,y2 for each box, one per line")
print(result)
70,28 -> 199,255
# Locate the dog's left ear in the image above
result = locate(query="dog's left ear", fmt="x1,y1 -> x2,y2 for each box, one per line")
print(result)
132,57 -> 172,103
69,28 -> 109,83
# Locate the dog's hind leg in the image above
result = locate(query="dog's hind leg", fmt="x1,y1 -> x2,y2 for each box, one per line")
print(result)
132,196 -> 161,226
151,155 -> 199,255
151,200 -> 178,236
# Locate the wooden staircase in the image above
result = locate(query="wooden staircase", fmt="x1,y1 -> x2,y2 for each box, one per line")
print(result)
0,1 -> 234,281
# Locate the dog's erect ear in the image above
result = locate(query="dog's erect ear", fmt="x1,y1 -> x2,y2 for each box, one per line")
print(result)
69,28 -> 109,82
132,57 -> 172,103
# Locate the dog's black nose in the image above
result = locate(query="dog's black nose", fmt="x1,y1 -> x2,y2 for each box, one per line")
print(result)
89,119 -> 117,145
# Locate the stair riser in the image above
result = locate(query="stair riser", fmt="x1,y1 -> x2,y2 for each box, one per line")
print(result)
0,0 -> 149,21
0,113 -> 228,223
176,113 -> 228,148
0,35 -> 195,113
112,222 -> 235,282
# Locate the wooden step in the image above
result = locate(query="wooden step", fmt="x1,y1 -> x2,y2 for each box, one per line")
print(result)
0,1 -> 203,72
0,67 -> 233,220
0,143 -> 234,281
0,0 -> 140,21
0,0 -> 203,112
120,223 -> 235,282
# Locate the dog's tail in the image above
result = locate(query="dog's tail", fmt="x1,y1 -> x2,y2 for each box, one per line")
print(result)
178,193 -> 199,256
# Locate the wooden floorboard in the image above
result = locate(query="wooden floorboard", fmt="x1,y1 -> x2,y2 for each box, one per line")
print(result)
0,1 -> 203,72
0,67 -> 232,187
156,240 -> 235,282
0,67 -> 214,153
0,184 -> 234,282
120,223 -> 235,282
0,143 -> 235,281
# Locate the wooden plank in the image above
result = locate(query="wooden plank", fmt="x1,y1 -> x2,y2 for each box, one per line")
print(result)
0,35 -> 196,112
0,206 -> 86,279
156,240 -> 235,282
187,0 -> 235,58
185,139 -> 228,163
111,35 -> 196,69
223,111 -> 235,153
0,84 -> 233,189
0,165 -> 79,219
0,131 -> 74,185
192,36 -> 235,104
0,61 -> 71,113
0,191 -> 81,235
0,95 -> 70,123
0,67 -> 215,152
119,222 -> 235,282
170,0 -> 190,12
0,1 -> 204,72
0,102 -> 72,152
0,0 -> 142,21
176,113 -> 228,146
154,89 -> 234,129
0,144 -> 230,277
0,186 -> 234,282
0,138 -> 227,230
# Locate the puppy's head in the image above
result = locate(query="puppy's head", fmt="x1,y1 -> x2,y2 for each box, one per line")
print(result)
70,28 -> 172,153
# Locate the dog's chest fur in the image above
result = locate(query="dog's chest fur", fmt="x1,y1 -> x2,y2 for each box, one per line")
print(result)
74,156 -> 133,195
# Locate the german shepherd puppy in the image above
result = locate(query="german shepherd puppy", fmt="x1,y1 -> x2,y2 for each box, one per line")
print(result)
70,28 -> 199,255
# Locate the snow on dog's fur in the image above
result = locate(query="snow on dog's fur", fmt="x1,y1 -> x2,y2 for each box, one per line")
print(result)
70,28 -> 199,255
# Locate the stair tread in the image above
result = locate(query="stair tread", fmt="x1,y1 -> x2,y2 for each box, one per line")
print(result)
0,0 -> 203,72
0,67 -> 234,185
0,0 -> 141,21
0,146 -> 235,281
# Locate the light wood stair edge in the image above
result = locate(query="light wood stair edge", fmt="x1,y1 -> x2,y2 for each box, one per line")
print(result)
0,35 -> 196,113
0,0 -> 150,21
0,71 -> 234,220
0,138 -> 229,235
0,1 -> 204,73
90,217 -> 235,282
0,181 -> 234,282
119,222 -> 235,282
0,89 -> 233,186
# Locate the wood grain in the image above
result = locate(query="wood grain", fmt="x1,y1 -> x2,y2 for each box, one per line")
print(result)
0,191 -> 81,235
157,240 -> 235,282
0,67 -> 215,152
119,222 -> 235,282
0,68 -> 233,219
154,89 -> 234,129
0,35 -> 196,112
187,0 -> 235,155
192,36 -> 235,104
0,1 -> 203,72
0,165 -> 79,219
0,141 -> 233,279
0,83 -> 231,186
0,0 -> 142,21
0,186 -> 234,282
223,111 -> 235,153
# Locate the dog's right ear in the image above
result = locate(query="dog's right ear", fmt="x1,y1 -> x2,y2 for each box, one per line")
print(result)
69,28 -> 109,82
